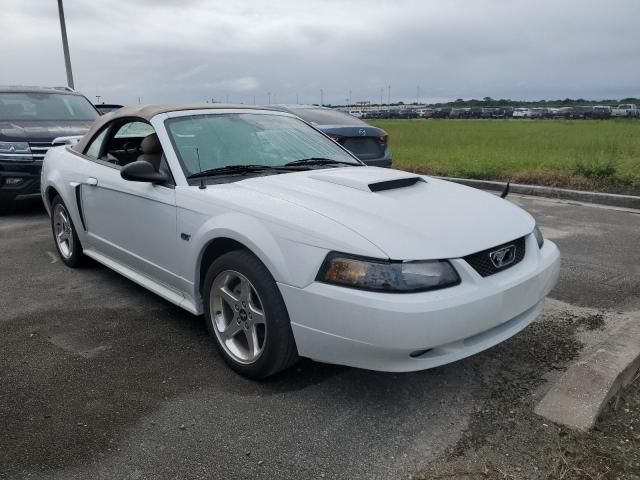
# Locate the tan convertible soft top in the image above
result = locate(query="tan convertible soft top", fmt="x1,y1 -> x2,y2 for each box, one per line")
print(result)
73,103 -> 278,153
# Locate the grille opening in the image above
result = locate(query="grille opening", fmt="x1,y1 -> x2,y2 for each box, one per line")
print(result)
28,141 -> 52,161
464,236 -> 526,277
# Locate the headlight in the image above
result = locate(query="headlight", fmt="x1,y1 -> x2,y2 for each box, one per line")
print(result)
533,226 -> 544,248
0,141 -> 33,161
317,253 -> 460,293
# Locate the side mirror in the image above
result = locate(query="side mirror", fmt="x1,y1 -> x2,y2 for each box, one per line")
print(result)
52,135 -> 83,146
120,160 -> 169,184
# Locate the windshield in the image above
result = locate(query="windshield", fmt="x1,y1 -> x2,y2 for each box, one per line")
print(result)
288,108 -> 366,126
0,92 -> 98,121
165,113 -> 361,176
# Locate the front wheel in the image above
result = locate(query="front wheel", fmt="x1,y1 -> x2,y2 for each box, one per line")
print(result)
0,202 -> 12,216
51,195 -> 84,267
203,250 -> 298,379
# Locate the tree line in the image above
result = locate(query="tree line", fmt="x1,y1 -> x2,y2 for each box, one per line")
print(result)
329,97 -> 640,108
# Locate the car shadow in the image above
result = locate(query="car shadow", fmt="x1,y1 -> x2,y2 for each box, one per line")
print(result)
58,261 -> 353,393
157,299 -> 352,394
3,201 -> 454,397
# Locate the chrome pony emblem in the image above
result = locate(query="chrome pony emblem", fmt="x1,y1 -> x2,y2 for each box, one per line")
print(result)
489,245 -> 516,268
358,128 -> 367,136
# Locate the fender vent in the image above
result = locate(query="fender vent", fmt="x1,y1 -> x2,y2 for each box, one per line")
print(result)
368,177 -> 424,192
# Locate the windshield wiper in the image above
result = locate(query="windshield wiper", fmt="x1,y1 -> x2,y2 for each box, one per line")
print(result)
187,164 -> 301,179
284,158 -> 359,167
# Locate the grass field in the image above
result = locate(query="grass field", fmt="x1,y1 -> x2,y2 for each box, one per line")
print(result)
369,119 -> 640,194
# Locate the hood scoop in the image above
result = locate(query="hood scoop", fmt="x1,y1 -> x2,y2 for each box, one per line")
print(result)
368,176 -> 425,192
309,167 -> 426,192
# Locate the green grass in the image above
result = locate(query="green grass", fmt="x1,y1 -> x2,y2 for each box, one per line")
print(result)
369,119 -> 640,194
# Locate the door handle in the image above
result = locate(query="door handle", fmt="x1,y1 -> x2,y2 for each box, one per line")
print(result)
84,177 -> 98,186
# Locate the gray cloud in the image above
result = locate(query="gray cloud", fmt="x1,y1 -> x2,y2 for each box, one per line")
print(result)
2,0 -> 639,105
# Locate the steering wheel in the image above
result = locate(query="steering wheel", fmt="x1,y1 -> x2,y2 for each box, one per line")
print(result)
123,141 -> 139,155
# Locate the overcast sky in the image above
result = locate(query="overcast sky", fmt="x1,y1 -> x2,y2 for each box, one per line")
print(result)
3,0 -> 639,105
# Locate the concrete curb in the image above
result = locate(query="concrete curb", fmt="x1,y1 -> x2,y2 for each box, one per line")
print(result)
436,176 -> 640,209
534,314 -> 640,431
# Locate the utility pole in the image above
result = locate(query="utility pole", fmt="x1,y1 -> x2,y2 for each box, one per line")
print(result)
417,85 -> 420,105
137,96 -> 141,105
95,95 -> 101,104
380,87 -> 383,106
387,85 -> 391,105
267,92 -> 271,104
57,0 -> 75,89
320,89 -> 324,106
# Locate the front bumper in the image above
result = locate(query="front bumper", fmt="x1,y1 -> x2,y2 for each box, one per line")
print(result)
279,235 -> 560,372
0,161 -> 42,203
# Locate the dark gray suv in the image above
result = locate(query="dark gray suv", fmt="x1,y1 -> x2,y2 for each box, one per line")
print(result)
0,86 -> 98,213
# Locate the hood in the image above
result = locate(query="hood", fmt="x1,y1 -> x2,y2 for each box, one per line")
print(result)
238,167 -> 534,260
0,120 -> 93,142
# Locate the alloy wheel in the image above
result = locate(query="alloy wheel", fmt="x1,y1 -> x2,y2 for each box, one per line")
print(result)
53,203 -> 74,259
210,270 -> 267,364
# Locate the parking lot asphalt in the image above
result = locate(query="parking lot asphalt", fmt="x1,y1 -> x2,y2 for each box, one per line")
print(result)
1,195 -> 639,480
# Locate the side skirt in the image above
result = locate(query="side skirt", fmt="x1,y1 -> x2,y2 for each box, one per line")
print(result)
83,248 -> 200,315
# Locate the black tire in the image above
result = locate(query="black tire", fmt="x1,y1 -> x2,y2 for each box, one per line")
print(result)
203,249 -> 298,379
50,195 -> 84,267
0,203 -> 12,216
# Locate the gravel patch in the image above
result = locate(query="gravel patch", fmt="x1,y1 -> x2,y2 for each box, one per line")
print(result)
415,306 -> 640,480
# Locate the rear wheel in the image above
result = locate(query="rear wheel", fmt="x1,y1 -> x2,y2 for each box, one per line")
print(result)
51,195 -> 83,267
203,250 -> 298,379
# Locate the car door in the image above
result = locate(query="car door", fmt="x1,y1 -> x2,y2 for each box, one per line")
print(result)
79,119 -> 181,291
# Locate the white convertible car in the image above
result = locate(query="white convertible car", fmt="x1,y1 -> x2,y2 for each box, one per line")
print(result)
41,105 -> 560,378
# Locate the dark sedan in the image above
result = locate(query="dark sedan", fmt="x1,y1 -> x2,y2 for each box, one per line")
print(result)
271,105 -> 392,167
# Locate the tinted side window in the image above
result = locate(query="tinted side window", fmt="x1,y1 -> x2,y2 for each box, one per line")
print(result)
85,128 -> 108,159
